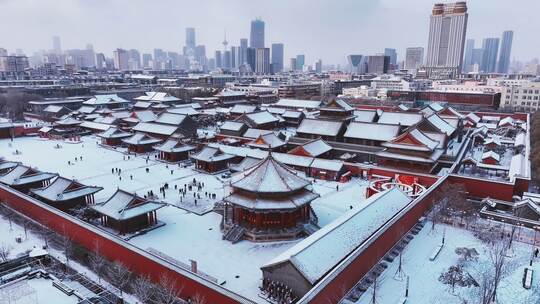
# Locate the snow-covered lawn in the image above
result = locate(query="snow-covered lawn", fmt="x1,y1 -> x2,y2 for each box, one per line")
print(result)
355,224 -> 540,304
0,277 -> 80,304
0,136 -> 369,301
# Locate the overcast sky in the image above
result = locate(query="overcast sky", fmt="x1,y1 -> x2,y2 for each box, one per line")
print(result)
1,0 -> 538,65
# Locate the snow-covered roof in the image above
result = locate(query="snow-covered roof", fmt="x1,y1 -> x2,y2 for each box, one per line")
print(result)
498,116 -> 515,127
514,132 -> 526,147
166,106 -> 200,116
97,127 -> 132,139
353,110 -> 377,122
294,139 -> 332,157
274,99 -> 321,109
482,115 -> 501,122
310,158 -> 343,172
425,114 -> 456,136
247,133 -> 286,149
43,105 -> 65,113
262,188 -> 411,284
83,94 -> 130,106
382,128 -> 439,152
465,112 -> 481,124
324,99 -> 354,111
132,122 -> 178,136
132,111 -> 158,123
190,146 -> 235,162
154,112 -> 188,126
282,110 -> 303,119
377,112 -> 422,127
31,176 -> 102,202
122,132 -> 162,145
243,111 -> 279,125
153,139 -> 195,153
482,151 -> 500,162
229,156 -> 261,172
91,189 -> 165,221
231,104 -> 257,114
79,121 -> 111,132
220,121 -> 246,132
344,122 -> 399,142
0,161 -> 19,172
93,116 -> 117,125
243,128 -> 273,139
133,101 -> 152,109
297,119 -> 343,137
484,136 -> 502,146
134,92 -> 180,103
55,117 -> 81,126
232,156 -> 311,194
509,153 -> 528,179
0,165 -> 57,186
78,106 -> 96,114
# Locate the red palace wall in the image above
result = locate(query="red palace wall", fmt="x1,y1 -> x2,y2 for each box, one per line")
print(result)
0,184 -> 250,304
447,174 -> 517,201
299,177 -> 448,303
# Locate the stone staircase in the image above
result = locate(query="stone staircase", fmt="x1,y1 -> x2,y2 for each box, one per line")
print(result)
223,225 -> 245,243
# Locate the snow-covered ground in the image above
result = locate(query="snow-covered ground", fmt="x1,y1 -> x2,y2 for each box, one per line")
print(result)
355,224 -> 540,304
0,136 -> 368,301
0,277 -> 80,304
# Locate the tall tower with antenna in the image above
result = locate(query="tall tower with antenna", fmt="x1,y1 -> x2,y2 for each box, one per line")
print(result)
222,30 -> 228,51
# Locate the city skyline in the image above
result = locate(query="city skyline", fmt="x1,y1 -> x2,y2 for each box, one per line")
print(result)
1,0 -> 539,66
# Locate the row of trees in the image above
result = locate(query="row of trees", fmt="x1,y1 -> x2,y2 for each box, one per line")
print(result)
0,92 -> 43,120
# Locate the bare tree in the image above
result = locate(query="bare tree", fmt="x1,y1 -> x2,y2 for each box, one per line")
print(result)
88,240 -> 106,284
132,275 -> 157,304
60,225 -> 74,269
107,261 -> 131,298
0,243 -> 11,262
370,275 -> 380,304
190,293 -> 207,304
156,274 -> 183,304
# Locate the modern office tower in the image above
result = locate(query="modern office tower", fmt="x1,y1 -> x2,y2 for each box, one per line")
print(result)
463,39 -> 475,72
481,38 -> 500,73
295,55 -> 305,71
128,49 -> 141,70
0,55 -> 29,79
95,53 -> 106,70
230,46 -> 238,69
250,19 -> 265,48
289,58 -> 297,72
471,48 -> 484,72
405,47 -> 424,70
215,50 -> 222,68
52,36 -> 62,54
384,48 -> 397,66
365,55 -> 389,74
153,48 -> 166,66
186,27 -> 196,48
347,55 -> 364,73
0,48 -> 7,56
271,43 -> 284,73
246,48 -> 256,72
239,38 -> 248,65
497,30 -> 514,74
142,53 -> 152,68
425,2 -> 468,77
223,50 -> 231,69
255,48 -> 270,74
315,59 -> 322,73
113,48 -> 129,70
195,45 -> 206,66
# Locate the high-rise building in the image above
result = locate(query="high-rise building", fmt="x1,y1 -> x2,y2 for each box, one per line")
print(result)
186,27 -> 196,48
481,38 -> 500,73
128,49 -> 141,70
463,39 -> 475,73
223,50 -> 231,69
315,59 -> 322,73
289,58 -> 297,72
0,48 -> 7,57
239,38 -> 248,65
425,2 -> 468,78
365,55 -> 389,74
271,43 -> 284,73
113,48 -> 129,70
95,53 -> 106,70
384,48 -> 397,66
497,31 -> 514,74
471,48 -> 484,72
52,36 -> 62,54
255,48 -> 270,75
0,55 -> 29,79
347,55 -> 364,73
405,47 -> 424,70
142,53 -> 152,69
246,48 -> 256,72
215,50 -> 222,68
231,46 -> 238,69
250,19 -> 265,48
295,55 -> 305,71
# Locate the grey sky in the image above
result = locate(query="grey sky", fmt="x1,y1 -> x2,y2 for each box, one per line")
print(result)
1,0 -> 538,65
